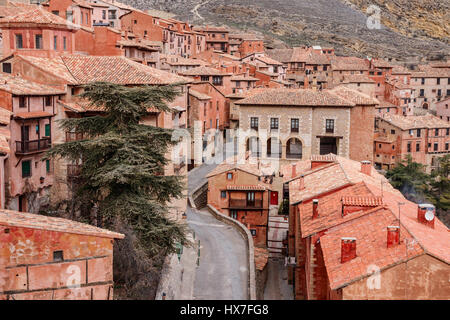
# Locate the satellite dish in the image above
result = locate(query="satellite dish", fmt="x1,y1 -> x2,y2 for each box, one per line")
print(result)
425,210 -> 434,221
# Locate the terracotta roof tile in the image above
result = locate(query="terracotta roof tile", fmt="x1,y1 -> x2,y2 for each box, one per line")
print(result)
331,86 -> 379,106
61,55 -> 190,85
181,66 -> 227,76
189,89 -> 211,100
0,6 -> 79,30
226,185 -> 268,191
0,209 -> 124,239
236,89 -> 355,107
331,56 -> 369,71
378,114 -> 450,130
0,72 -> 65,96
341,196 -> 383,207
14,111 -> 53,119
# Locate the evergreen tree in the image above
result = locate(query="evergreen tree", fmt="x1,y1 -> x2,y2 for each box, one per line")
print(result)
385,155 -> 431,203
47,82 -> 188,257
429,155 -> 450,212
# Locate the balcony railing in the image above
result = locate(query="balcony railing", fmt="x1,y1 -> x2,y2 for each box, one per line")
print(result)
65,132 -> 85,142
229,199 -> 263,209
16,138 -> 51,155
67,164 -> 82,179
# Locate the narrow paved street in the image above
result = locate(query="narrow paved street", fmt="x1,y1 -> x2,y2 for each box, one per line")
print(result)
186,147 -> 249,299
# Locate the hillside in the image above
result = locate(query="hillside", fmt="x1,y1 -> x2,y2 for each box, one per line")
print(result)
124,0 -> 449,62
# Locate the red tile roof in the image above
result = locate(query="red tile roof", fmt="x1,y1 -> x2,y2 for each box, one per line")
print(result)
331,86 -> 379,106
236,89 -> 355,107
0,72 -> 65,96
299,182 -> 379,238
331,56 -> 369,71
14,111 -> 53,119
341,196 -> 383,207
0,6 -> 78,30
320,207 -> 423,290
0,209 -> 124,239
288,155 -> 400,205
181,66 -> 228,76
61,55 -> 190,85
378,114 -> 450,130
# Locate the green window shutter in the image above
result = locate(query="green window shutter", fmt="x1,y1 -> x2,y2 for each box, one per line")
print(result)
45,124 -> 50,137
46,159 -> 50,173
36,124 -> 39,134
22,160 -> 31,178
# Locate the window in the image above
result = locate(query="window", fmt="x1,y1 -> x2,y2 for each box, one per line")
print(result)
325,119 -> 334,133
446,128 -> 449,136
434,143 -> 438,151
15,34 -> 23,49
221,191 -> 226,198
419,89 -> 425,97
54,36 -> 58,50
270,118 -> 279,131
247,192 -> 255,205
52,10 -> 59,16
407,143 -> 411,153
437,89 -> 442,97
250,229 -> 256,237
416,143 -> 420,152
421,78 -> 425,85
53,250 -> 63,262
46,159 -> 51,173
45,96 -> 52,107
417,129 -> 421,137
2,63 -> 11,74
446,143 -> 449,151
34,34 -> 43,49
291,118 -> 299,132
227,173 -> 233,180
45,124 -> 50,137
437,78 -> 440,85
22,160 -> 31,178
102,10 -> 106,19
250,117 -> 258,130
200,75 -> 209,82
435,129 -> 439,136
63,37 -> 67,50
19,96 -> 26,108
212,76 -> 223,86
390,129 -> 395,134
230,210 -> 238,219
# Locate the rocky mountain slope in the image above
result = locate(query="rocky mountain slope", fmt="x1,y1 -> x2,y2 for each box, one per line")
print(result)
123,0 -> 449,62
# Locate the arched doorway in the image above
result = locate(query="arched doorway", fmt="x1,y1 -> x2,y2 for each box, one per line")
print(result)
246,136 -> 261,157
267,137 -> 282,158
286,138 -> 302,159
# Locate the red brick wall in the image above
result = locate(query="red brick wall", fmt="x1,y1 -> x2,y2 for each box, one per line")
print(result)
349,105 -> 375,162
0,225 -> 115,300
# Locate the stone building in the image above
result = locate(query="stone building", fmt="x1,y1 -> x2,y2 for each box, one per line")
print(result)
234,87 -> 377,166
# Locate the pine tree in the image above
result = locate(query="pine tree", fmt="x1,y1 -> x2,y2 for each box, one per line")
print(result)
47,82 -> 188,257
385,155 -> 431,203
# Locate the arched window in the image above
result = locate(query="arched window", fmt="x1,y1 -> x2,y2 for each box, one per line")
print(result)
246,137 -> 261,157
267,138 -> 282,158
286,138 -> 302,159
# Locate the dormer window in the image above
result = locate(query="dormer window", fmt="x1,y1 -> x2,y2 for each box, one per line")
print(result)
227,172 -> 233,180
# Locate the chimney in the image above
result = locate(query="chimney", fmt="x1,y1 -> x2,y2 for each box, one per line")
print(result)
417,204 -> 435,228
386,226 -> 400,248
298,175 -> 305,190
292,163 -> 297,178
341,238 -> 357,263
312,199 -> 319,219
360,160 -> 372,176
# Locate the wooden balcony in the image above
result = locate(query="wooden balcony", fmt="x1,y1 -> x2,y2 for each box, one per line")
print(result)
15,138 -> 51,155
229,199 -> 263,209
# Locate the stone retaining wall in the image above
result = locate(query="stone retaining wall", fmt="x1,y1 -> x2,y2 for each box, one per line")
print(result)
206,204 -> 257,300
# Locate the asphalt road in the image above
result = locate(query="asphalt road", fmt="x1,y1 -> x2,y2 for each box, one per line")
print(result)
186,145 -> 249,300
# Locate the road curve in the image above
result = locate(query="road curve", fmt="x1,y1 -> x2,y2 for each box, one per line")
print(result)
187,153 -> 249,300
